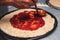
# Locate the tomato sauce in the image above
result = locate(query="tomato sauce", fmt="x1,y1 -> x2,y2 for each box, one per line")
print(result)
10,11 -> 45,31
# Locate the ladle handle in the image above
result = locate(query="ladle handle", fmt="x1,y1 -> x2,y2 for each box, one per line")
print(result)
32,0 -> 38,14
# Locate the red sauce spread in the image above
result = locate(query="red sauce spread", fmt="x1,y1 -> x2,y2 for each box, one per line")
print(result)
10,10 -> 45,31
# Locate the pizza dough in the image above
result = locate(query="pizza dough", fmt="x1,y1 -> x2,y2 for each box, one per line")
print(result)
49,0 -> 60,8
0,9 -> 55,38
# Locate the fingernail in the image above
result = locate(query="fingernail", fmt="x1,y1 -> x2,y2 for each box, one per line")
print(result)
21,0 -> 30,2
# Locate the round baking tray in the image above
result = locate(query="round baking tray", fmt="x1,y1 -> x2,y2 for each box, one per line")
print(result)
46,0 -> 60,10
0,8 -> 58,40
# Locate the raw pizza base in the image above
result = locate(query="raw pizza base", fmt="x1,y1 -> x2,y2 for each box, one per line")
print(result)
49,0 -> 60,8
0,9 -> 55,38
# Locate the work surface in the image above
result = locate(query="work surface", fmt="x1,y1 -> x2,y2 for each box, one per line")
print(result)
0,0 -> 60,40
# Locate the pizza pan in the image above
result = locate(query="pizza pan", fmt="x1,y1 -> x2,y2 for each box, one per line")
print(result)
0,8 -> 58,40
46,0 -> 60,10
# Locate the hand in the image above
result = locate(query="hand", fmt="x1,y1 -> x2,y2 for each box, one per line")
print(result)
10,0 -> 38,8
